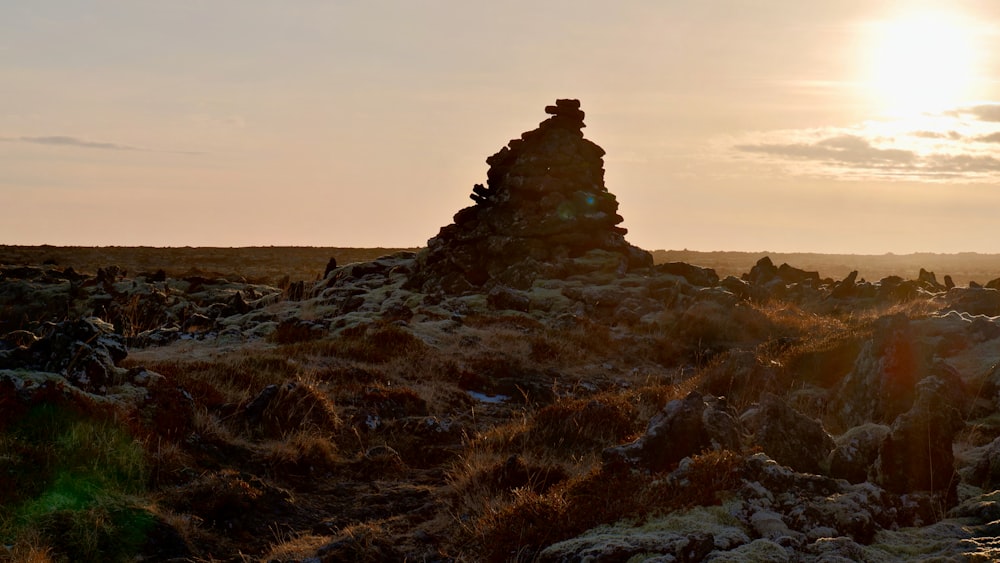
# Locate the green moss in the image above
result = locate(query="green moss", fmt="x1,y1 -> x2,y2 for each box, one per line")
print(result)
0,403 -> 153,561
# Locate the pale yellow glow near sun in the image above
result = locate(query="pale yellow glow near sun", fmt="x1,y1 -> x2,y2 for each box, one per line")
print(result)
864,11 -> 980,116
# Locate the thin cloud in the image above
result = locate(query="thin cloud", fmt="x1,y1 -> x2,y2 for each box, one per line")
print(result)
2,135 -> 202,155
974,132 -> 1000,143
926,153 -> 1000,173
967,104 -> 1000,122
19,135 -> 141,151
948,104 -> 1000,123
736,135 -> 915,167
912,130 -> 963,140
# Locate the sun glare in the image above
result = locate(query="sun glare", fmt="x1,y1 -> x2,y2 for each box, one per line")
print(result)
863,11 -> 981,116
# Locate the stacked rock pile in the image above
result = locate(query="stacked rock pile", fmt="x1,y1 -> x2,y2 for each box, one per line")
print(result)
407,99 -> 652,293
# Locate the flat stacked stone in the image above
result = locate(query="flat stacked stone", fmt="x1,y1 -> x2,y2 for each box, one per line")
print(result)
407,99 -> 652,293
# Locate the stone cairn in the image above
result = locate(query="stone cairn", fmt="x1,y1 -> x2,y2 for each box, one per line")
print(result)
407,99 -> 652,293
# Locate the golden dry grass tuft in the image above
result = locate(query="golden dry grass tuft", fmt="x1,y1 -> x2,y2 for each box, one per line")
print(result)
522,394 -> 639,456
468,449 -> 745,562
251,379 -> 341,439
260,532 -> 333,561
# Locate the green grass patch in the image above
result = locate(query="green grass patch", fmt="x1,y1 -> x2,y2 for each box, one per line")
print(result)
0,403 -> 155,561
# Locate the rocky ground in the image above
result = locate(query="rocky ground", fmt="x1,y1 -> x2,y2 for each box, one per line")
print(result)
4,100 -> 1000,562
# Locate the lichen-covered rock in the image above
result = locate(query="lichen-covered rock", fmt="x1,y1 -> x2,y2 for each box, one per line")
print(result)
965,437 -> 1000,491
537,505 -> 750,563
0,317 -> 127,393
486,285 -> 530,312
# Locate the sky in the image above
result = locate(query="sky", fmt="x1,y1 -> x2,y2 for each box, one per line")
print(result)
3,1 -> 1000,253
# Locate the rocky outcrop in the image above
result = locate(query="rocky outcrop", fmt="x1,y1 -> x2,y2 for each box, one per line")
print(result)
827,423 -> 891,484
0,317 -> 127,393
602,391 -> 739,472
830,314 -> 926,427
940,287 -> 1000,316
407,99 -> 651,294
874,376 -> 963,504
743,393 -> 834,475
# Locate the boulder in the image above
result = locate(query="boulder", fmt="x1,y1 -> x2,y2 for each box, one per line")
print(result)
827,423 -> 891,483
744,393 -> 835,475
744,257 -> 778,286
941,287 -> 1000,316
654,262 -> 720,287
602,391 -> 739,472
486,285 -> 530,312
918,268 -> 945,291
966,436 -> 1000,490
830,270 -> 859,299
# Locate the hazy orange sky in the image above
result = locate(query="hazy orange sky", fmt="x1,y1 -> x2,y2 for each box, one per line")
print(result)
4,1 -> 1000,253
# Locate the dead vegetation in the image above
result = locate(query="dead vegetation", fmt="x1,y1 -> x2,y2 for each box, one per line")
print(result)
2,247 -> 999,561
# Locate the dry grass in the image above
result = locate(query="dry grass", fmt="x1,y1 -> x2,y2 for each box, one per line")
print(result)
289,321 -> 430,364
0,528 -> 55,563
256,430 -> 340,476
463,449 -> 744,562
260,532 -> 333,561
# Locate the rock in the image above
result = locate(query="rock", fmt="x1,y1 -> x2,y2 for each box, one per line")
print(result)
745,257 -> 778,286
407,99 -> 652,293
941,287 -> 1000,316
324,257 -> 338,278
830,314 -> 926,427
830,270 -> 859,299
182,313 -> 214,333
654,262 -> 720,287
918,268 -> 945,291
874,376 -> 963,504
537,505 -> 749,563
0,318 -> 128,394
227,290 -> 251,315
966,436 -> 1000,490
486,285 -> 530,312
745,393 -> 834,475
827,423 -> 891,483
602,391 -> 739,472
877,275 -> 928,302
244,383 -> 279,425
720,275 -> 751,300
738,453 -> 896,544
776,263 -> 820,285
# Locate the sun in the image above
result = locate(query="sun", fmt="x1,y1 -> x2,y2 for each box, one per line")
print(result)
862,11 -> 981,116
